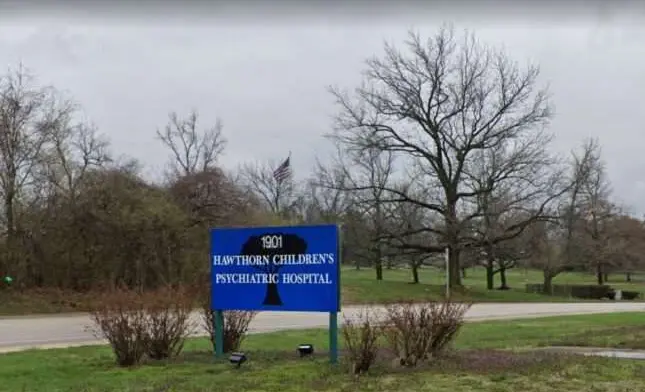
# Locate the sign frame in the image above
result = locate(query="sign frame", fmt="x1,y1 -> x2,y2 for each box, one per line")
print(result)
210,223 -> 342,364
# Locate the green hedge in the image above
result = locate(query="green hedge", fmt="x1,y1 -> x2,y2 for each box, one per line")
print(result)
620,291 -> 641,300
526,284 -> 613,299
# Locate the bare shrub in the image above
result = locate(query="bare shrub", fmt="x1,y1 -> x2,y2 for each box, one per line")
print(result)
201,308 -> 257,353
342,308 -> 383,375
143,285 -> 196,360
384,302 -> 433,367
88,287 -> 149,367
385,301 -> 471,367
428,300 -> 471,356
198,282 -> 256,354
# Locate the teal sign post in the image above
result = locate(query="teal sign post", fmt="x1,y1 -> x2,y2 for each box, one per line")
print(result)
210,224 -> 342,364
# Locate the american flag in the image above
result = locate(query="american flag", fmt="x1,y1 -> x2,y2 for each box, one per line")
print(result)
273,155 -> 292,183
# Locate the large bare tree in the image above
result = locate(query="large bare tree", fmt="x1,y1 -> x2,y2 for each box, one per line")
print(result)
329,27 -> 553,287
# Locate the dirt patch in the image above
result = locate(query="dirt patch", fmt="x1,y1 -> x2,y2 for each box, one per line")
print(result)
549,325 -> 645,350
421,349 -> 570,374
0,289 -> 95,316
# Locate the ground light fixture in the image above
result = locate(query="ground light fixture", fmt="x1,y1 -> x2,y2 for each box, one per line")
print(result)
229,352 -> 247,368
297,344 -> 314,357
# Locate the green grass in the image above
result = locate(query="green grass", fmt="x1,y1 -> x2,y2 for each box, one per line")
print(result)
341,266 -> 645,304
0,267 -> 642,316
1,312 -> 645,391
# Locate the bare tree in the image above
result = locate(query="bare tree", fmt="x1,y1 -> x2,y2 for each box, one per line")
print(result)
318,144 -> 395,280
239,160 -> 298,218
156,110 -> 226,178
576,139 -> 616,284
305,161 -> 352,224
387,195 -> 432,283
528,139 -> 599,293
487,212 -> 534,290
18,120 -> 111,286
466,134 -> 562,290
0,65 -> 74,277
329,27 -> 552,287
604,214 -> 645,282
341,208 -> 371,270
168,168 -> 256,228
39,122 -> 111,202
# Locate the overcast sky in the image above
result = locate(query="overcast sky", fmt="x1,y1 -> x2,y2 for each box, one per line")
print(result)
1,3 -> 645,212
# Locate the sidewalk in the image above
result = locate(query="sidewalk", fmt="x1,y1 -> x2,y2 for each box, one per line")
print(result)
540,346 -> 645,360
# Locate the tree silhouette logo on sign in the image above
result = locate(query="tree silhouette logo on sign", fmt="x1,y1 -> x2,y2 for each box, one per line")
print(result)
241,232 -> 307,306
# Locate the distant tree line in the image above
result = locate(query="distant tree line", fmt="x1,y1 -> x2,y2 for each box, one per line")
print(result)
1,27 -> 644,293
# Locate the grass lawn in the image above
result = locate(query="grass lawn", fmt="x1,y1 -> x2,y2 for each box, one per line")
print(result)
341,266 -> 645,304
0,267 -> 643,316
1,312 -> 644,391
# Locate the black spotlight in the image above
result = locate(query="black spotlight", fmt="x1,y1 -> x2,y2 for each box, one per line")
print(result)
297,344 -> 314,357
229,352 -> 247,368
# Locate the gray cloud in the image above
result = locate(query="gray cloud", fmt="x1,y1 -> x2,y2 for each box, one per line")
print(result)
0,10 -> 644,211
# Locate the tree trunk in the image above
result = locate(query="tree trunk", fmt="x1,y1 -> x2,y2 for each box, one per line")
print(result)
375,263 -> 383,281
626,272 -> 631,282
485,265 -> 495,290
484,243 -> 496,290
3,190 -> 15,280
448,246 -> 462,288
485,259 -> 495,290
461,267 -> 467,279
543,272 -> 554,295
445,201 -> 462,288
374,242 -> 384,280
262,282 -> 283,306
498,267 -> 509,290
596,263 -> 604,285
411,264 -> 419,284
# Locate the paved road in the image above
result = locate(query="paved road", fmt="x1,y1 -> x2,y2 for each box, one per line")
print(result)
0,302 -> 643,353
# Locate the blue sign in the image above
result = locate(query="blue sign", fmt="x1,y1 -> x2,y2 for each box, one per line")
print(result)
210,224 -> 340,312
